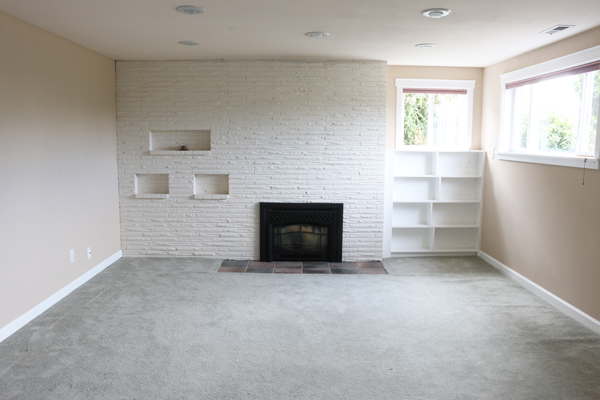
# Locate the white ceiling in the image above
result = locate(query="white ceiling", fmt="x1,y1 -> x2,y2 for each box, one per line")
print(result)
1,0 -> 599,67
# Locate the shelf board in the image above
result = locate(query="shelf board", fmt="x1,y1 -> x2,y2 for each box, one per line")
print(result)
394,175 -> 437,178
393,149 -> 486,153
440,175 -> 482,178
434,200 -> 480,203
432,247 -> 478,252
433,224 -> 479,228
393,200 -> 480,204
135,193 -> 170,199
393,199 -> 435,203
149,150 -> 210,156
395,175 -> 481,178
391,224 -> 478,229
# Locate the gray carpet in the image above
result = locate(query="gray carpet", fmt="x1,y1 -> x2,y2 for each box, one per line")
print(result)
1,256 -> 600,399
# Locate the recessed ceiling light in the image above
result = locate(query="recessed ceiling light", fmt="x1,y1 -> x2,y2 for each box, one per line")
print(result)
176,5 -> 206,15
415,43 -> 437,49
421,8 -> 451,18
305,32 -> 330,38
178,41 -> 200,46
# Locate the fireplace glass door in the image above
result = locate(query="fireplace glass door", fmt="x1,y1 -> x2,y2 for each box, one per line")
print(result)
273,224 -> 328,254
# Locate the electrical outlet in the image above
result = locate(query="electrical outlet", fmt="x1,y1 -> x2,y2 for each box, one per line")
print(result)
87,247 -> 92,259
70,249 -> 75,263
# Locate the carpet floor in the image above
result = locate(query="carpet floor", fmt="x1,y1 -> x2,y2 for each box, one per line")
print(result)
1,256 -> 600,399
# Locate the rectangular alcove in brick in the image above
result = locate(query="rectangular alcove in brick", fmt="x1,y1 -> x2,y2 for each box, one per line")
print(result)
149,130 -> 211,155
135,174 -> 170,198
194,174 -> 229,200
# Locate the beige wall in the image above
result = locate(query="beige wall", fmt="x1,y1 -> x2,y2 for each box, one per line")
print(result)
480,26 -> 600,321
387,66 -> 484,149
0,11 -> 121,331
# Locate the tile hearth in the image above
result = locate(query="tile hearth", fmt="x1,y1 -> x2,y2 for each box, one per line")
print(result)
218,260 -> 387,274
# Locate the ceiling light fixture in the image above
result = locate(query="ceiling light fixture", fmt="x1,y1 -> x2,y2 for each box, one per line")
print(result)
178,41 -> 200,46
305,32 -> 329,38
176,5 -> 206,15
415,43 -> 437,49
421,8 -> 451,18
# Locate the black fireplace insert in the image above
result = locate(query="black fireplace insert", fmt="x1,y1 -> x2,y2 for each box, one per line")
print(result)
260,203 -> 343,262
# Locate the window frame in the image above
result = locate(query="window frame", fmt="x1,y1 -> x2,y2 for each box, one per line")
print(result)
499,45 -> 600,170
395,79 -> 476,150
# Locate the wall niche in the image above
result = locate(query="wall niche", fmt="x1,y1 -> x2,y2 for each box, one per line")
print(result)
194,174 -> 229,200
149,130 -> 211,155
135,174 -> 169,198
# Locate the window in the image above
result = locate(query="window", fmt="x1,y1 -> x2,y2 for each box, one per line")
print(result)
396,79 -> 475,149
499,45 -> 600,169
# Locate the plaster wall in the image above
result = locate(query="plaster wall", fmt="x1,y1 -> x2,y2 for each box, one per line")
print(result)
0,11 -> 120,331
480,26 -> 600,321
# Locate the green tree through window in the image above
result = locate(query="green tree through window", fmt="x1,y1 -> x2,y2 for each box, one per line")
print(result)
403,93 -> 428,146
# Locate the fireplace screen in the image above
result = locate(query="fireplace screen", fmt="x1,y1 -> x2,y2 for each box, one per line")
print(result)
273,224 -> 328,253
260,203 -> 343,262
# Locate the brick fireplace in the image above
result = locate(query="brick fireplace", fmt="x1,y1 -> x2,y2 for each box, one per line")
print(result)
115,60 -> 386,261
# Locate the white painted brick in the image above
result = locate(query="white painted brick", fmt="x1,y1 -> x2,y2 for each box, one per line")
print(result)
116,60 -> 386,260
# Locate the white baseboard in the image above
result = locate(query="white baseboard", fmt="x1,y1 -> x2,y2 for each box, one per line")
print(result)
0,250 -> 122,343
478,251 -> 600,336
390,252 -> 478,258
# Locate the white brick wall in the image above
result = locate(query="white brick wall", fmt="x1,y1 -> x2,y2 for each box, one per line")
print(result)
116,60 -> 386,260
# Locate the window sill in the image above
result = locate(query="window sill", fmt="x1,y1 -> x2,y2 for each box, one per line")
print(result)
498,152 -> 598,169
395,146 -> 483,152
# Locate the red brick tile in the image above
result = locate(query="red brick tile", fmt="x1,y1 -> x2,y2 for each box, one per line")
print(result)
303,268 -> 331,274
274,268 -> 302,274
330,262 -> 357,269
276,262 -> 302,268
246,268 -> 274,273
303,262 -> 329,268
248,261 -> 275,269
331,268 -> 359,274
356,261 -> 383,269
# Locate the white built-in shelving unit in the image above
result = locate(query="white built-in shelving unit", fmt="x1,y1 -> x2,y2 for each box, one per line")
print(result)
383,150 -> 485,257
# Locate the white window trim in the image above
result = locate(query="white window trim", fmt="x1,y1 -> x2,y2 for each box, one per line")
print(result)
499,45 -> 600,170
395,79 -> 476,150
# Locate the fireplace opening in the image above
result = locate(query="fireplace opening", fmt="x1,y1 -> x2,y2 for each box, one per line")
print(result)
273,224 -> 328,253
260,203 -> 343,262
